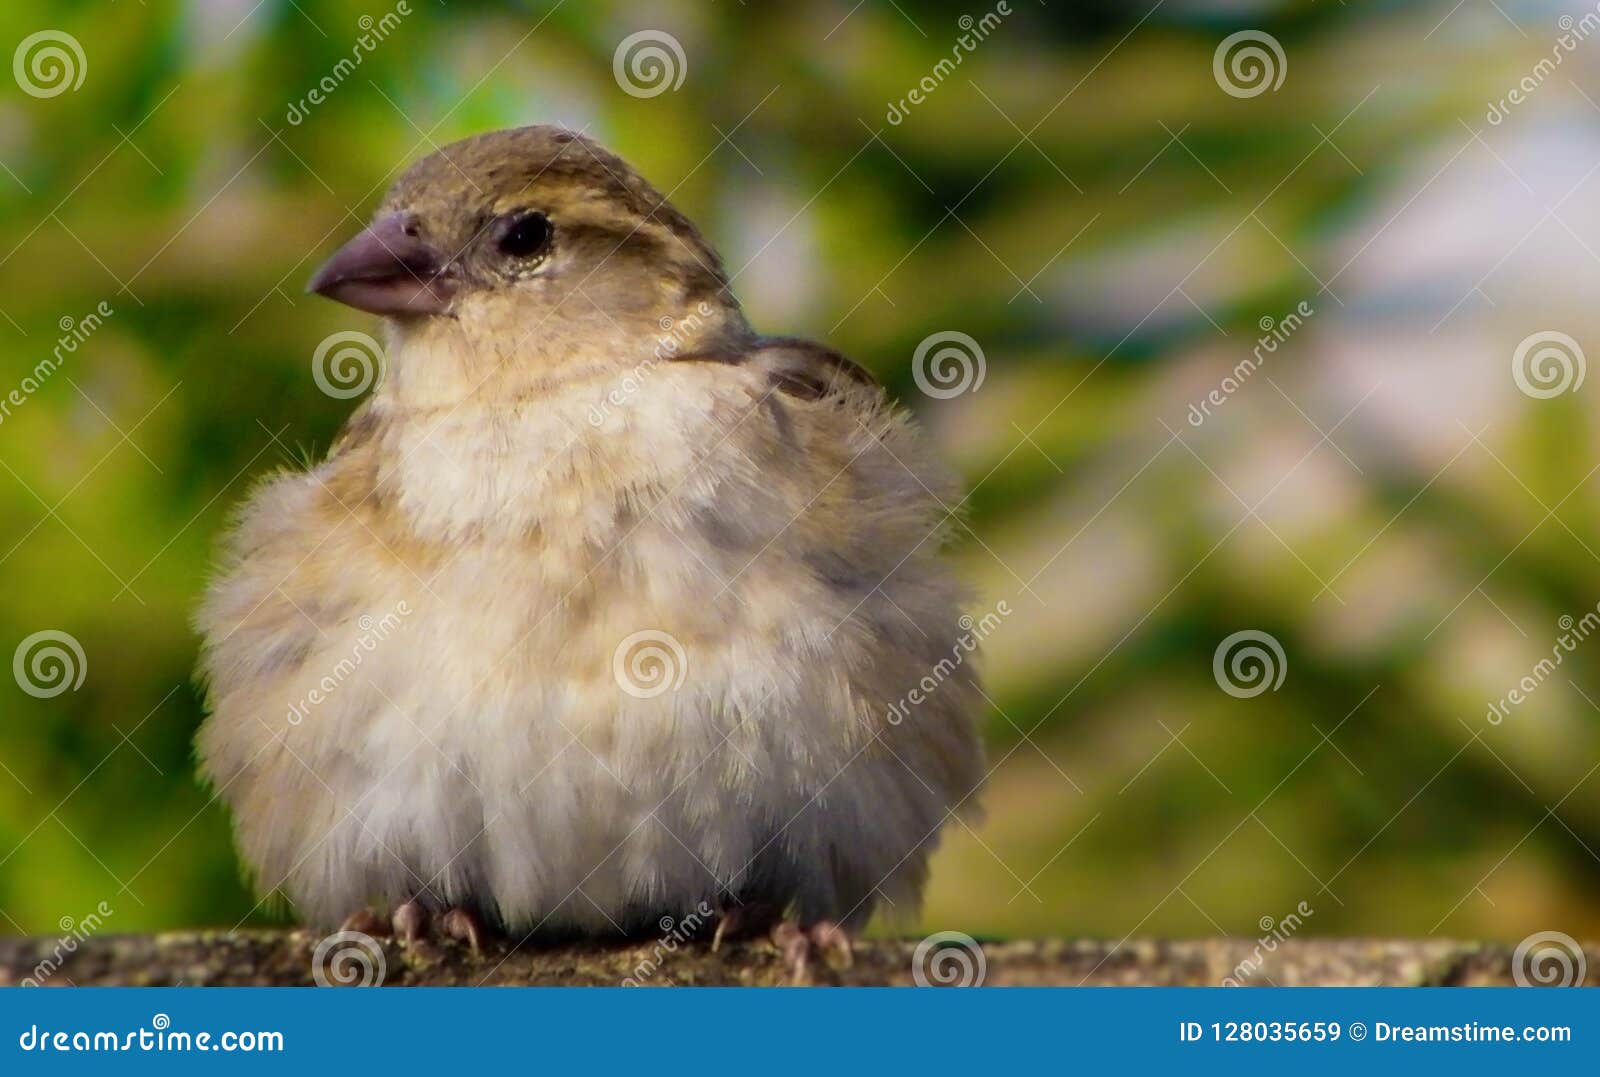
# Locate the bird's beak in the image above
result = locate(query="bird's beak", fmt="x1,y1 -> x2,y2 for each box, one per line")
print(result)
307,213 -> 457,317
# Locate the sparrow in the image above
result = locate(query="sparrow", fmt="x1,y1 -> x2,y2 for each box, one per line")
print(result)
195,125 -> 985,975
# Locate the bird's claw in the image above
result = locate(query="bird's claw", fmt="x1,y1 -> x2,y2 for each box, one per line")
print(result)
338,901 -> 486,952
770,919 -> 853,984
441,906 -> 487,952
339,907 -> 390,937
808,920 -> 853,968
392,899 -> 429,943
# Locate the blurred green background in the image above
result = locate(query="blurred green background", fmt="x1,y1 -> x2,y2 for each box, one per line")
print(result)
2,0 -> 1599,949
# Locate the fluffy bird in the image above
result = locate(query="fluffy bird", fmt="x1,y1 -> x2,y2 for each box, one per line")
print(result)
195,125 -> 985,972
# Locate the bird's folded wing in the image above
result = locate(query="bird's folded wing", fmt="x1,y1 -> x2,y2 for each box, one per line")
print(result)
742,336 -> 881,402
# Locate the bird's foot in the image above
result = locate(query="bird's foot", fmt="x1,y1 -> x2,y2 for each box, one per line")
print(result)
440,906 -> 488,952
391,899 -> 429,943
770,919 -> 854,985
339,907 -> 390,938
337,901 -> 487,952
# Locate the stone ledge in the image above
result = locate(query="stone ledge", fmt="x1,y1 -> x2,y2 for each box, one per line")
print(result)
2,933 -> 1593,987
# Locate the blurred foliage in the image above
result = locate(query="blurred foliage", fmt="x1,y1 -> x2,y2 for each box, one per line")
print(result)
1,0 -> 1598,947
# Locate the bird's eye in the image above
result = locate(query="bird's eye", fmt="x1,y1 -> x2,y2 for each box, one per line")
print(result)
498,212 -> 552,259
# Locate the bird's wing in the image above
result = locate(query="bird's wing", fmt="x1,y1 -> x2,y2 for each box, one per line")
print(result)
741,336 -> 882,403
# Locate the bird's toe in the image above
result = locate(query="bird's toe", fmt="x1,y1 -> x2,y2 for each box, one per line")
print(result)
766,918 -> 854,984
441,906 -> 488,952
807,920 -> 854,970
391,899 -> 429,944
339,907 -> 391,937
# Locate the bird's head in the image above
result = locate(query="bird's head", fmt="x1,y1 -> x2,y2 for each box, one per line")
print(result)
308,126 -> 747,387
